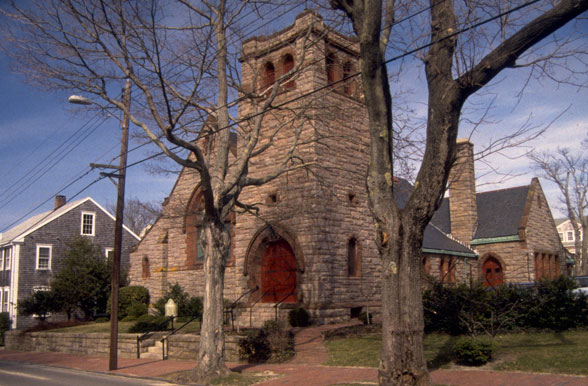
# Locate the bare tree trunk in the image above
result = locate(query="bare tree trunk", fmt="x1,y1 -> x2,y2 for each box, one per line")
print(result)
194,219 -> 231,380
379,219 -> 428,385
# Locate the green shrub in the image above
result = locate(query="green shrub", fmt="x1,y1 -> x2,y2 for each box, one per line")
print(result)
128,315 -> 170,333
126,301 -> 148,318
153,283 -> 202,318
288,307 -> 310,327
0,312 -> 11,346
121,315 -> 138,322
359,311 -> 372,325
524,276 -> 588,331
453,338 -> 493,366
239,321 -> 294,363
185,296 -> 203,318
18,291 -> 59,322
239,329 -> 271,362
94,317 -> 109,323
107,286 -> 150,320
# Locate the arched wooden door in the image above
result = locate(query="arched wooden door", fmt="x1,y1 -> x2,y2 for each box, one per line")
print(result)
261,240 -> 297,303
482,257 -> 504,287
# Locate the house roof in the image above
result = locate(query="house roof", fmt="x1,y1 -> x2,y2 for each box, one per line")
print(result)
0,197 -> 140,245
474,185 -> 529,240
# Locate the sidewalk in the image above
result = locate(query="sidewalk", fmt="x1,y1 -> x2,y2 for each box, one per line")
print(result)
2,324 -> 588,385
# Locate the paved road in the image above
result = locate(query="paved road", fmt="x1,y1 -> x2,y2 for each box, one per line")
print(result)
0,361 -> 175,386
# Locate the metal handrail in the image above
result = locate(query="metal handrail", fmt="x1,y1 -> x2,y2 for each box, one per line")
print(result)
224,285 -> 258,331
273,290 -> 296,321
160,314 -> 201,360
136,315 -> 174,359
249,289 -> 274,328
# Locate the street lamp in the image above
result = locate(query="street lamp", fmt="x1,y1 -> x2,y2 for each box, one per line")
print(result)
68,80 -> 131,371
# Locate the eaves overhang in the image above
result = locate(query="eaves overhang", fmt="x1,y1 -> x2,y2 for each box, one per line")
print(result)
470,235 -> 520,245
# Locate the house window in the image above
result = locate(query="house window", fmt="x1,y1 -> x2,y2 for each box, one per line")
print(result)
567,231 -> 574,241
105,248 -> 114,260
81,212 -> 95,236
36,245 -> 52,270
559,232 -> 564,241
1,288 -> 8,312
0,250 -> 4,271
4,248 -> 10,271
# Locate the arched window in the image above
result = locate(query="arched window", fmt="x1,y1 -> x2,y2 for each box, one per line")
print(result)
440,256 -> 456,284
347,237 -> 361,277
261,61 -> 275,89
142,256 -> 150,279
326,53 -> 338,85
282,54 -> 295,90
185,189 -> 235,268
343,61 -> 355,96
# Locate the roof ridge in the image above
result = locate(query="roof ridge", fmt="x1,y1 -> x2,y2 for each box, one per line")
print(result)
476,183 -> 529,196
429,222 -> 475,252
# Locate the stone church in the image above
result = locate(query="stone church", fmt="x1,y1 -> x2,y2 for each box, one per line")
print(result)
129,12 -> 565,326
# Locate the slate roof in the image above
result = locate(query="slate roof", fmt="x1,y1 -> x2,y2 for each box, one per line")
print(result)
393,178 -> 535,257
474,186 -> 529,240
393,178 -> 476,257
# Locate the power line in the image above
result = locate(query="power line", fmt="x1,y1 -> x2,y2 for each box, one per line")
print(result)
2,0 -> 549,232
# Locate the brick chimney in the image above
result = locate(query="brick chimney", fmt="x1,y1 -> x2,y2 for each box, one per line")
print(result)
448,139 -> 477,244
54,195 -> 66,209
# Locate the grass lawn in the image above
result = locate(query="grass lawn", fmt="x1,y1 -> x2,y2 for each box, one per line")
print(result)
325,330 -> 588,375
44,319 -> 201,334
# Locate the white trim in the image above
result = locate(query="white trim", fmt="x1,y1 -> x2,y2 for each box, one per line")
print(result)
81,211 -> 96,236
105,247 -> 114,259
36,244 -> 52,270
0,249 -> 3,271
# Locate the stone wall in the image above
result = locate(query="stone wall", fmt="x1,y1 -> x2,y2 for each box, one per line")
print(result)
5,331 -> 139,358
4,331 -> 242,362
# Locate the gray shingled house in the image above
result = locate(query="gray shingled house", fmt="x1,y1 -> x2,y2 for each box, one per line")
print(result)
0,196 -> 139,329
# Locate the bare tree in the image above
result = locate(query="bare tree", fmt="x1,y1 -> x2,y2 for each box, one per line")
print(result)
2,0 -> 316,380
329,0 -> 588,384
530,147 -> 588,275
106,197 -> 161,236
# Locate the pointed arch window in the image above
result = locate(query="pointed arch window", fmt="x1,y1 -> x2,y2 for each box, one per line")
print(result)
326,53 -> 338,84
347,236 -> 361,277
261,61 -> 275,90
282,54 -> 295,90
185,189 -> 235,268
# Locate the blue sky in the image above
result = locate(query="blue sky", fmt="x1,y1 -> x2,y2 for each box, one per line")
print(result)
0,54 -> 176,232
0,5 -> 587,233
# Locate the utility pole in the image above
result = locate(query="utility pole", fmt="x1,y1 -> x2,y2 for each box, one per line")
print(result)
110,78 -> 131,371
68,78 -> 131,371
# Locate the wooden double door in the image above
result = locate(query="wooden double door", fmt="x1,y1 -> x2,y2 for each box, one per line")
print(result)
261,240 -> 297,303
